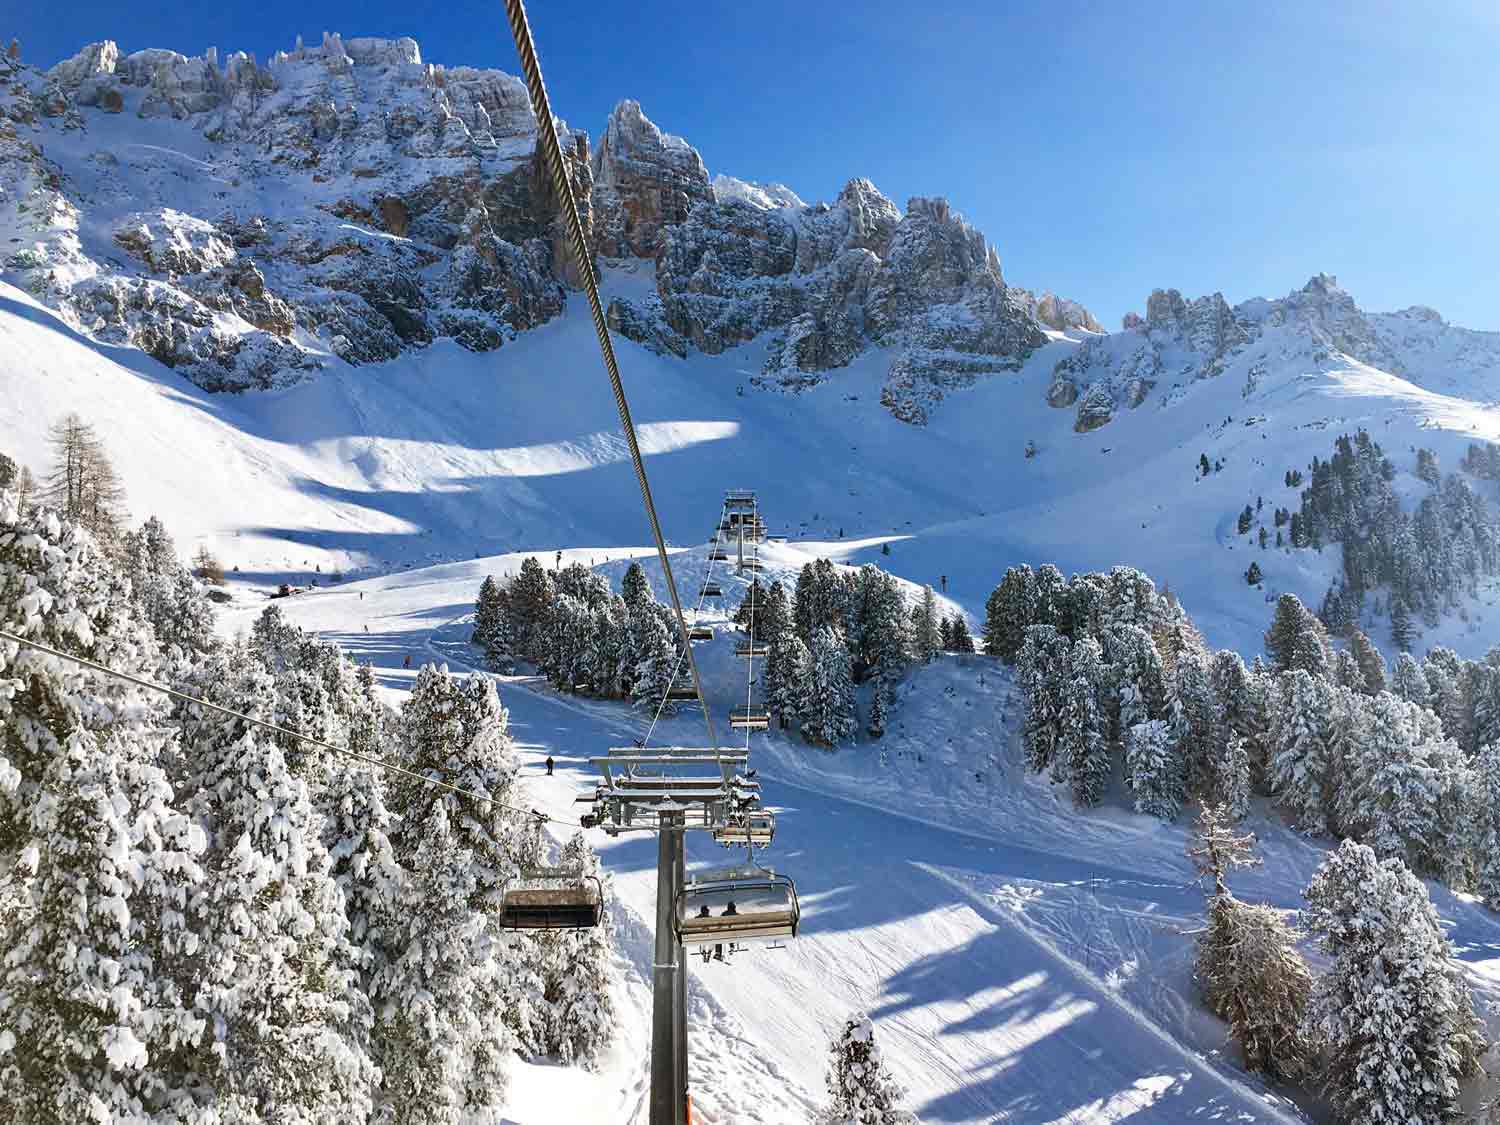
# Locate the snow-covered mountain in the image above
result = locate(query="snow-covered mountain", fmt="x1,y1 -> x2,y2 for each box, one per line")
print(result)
5,33 -> 1500,661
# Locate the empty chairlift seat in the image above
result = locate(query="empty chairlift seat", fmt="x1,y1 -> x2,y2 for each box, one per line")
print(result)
501,868 -> 603,930
729,705 -> 769,730
677,867 -> 799,947
734,640 -> 769,658
713,810 -> 775,848
666,685 -> 700,702
688,625 -> 714,641
708,549 -> 731,561
700,582 -> 723,597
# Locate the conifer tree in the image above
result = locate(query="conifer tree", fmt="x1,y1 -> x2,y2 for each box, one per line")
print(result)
0,493 -> 212,1122
1266,671 -> 1334,834
1189,807 -> 1311,1079
539,834 -> 617,1068
1390,596 -> 1415,652
768,632 -> 813,731
621,560 -> 652,614
473,574 -> 506,650
949,615 -> 975,653
1057,635 -> 1111,807
1390,651 -> 1430,705
173,646 -> 376,1119
1125,719 -> 1185,821
1348,629 -> 1386,695
42,412 -> 128,549
1018,625 -> 1070,773
1303,841 -> 1484,1125
804,625 -> 855,747
817,1013 -> 917,1125
939,616 -> 955,651
910,585 -> 942,663
508,556 -> 555,662
631,613 -> 679,712
984,564 -> 1038,661
1472,742 -> 1500,909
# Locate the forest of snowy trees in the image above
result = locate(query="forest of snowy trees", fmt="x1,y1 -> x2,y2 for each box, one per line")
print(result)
473,555 -> 976,750
0,484 -> 619,1122
990,559 -> 1500,902
1234,429 -> 1500,648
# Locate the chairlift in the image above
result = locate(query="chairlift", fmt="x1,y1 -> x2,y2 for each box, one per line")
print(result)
734,641 -> 769,658
708,549 -> 730,561
500,867 -> 603,930
713,810 -> 775,848
700,582 -> 723,597
688,625 -> 713,641
666,685 -> 700,702
729,705 -> 769,730
676,866 -> 799,948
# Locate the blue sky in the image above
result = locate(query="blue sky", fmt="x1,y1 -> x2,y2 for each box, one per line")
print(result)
9,1 -> 1498,329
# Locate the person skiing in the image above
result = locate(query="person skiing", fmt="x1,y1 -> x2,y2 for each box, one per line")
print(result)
402,654 -> 411,669
545,755 -> 555,776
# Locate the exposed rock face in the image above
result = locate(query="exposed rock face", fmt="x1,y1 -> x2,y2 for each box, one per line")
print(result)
1074,383 -> 1115,432
4,36 -> 592,389
645,179 -> 1043,420
711,174 -> 804,211
6,39 -> 1049,410
591,100 -> 713,260
1024,290 -> 1103,334
1261,273 -> 1400,371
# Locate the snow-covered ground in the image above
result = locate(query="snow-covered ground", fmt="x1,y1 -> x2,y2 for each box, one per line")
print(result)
223,544 -> 1500,1123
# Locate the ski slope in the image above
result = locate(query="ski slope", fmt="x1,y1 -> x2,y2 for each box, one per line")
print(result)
220,551 -> 1305,1123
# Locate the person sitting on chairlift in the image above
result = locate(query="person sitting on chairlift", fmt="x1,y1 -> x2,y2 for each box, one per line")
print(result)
698,904 -> 711,919
723,900 -> 738,916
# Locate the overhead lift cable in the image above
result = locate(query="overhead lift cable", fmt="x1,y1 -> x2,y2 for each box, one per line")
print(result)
501,0 -> 718,755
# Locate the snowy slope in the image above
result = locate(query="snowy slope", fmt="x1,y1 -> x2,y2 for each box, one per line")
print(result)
12,263 -> 1500,662
227,544 -> 1500,1123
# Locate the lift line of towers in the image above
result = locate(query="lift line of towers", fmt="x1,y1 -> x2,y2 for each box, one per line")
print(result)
494,490 -> 799,1122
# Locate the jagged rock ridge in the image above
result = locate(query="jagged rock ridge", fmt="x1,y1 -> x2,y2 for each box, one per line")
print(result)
1,36 -> 1090,413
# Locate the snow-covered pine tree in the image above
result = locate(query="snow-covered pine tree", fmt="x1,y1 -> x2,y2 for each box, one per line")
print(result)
1017,625 -> 1070,773
539,833 -> 617,1069
621,560 -> 652,615
949,615 -> 975,653
1473,742 -> 1500,909
1390,651 -> 1431,705
173,644 -> 376,1120
473,574 -> 506,650
817,1013 -> 918,1125
1100,623 -> 1170,739
508,555 -> 555,662
760,579 -> 793,648
983,564 -> 1037,662
1390,596 -> 1415,652
1056,635 -> 1111,807
938,616 -> 955,651
1264,593 -> 1328,674
119,514 -> 216,658
804,625 -> 855,747
1331,647 -> 1363,694
769,632 -> 813,731
852,569 -> 910,682
1124,718 -> 1185,821
910,585 -> 942,664
1302,840 -> 1484,1125
377,802 -> 511,1122
734,578 -> 765,632
1189,808 -> 1311,1080
0,491 -> 211,1122
1209,649 -> 1266,777
393,664 -> 523,910
1266,670 -> 1335,834
1172,647 -> 1220,800
631,612 -> 679,712
1348,629 -> 1386,695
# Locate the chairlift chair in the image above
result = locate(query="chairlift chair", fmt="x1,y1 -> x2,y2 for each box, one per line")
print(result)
666,685 -> 700,702
734,641 -> 769,658
688,625 -> 713,641
708,549 -> 730,561
700,582 -> 723,597
713,810 -> 775,848
676,866 -> 799,948
500,867 -> 603,930
729,705 -> 769,731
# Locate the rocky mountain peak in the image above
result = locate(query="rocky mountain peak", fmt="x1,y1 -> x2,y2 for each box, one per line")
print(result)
590,99 -> 712,259
711,174 -> 804,211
